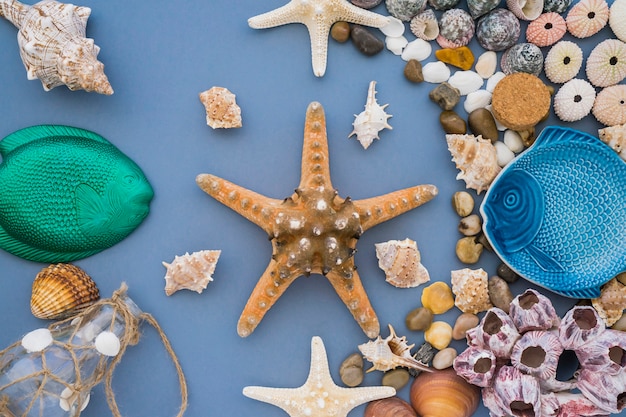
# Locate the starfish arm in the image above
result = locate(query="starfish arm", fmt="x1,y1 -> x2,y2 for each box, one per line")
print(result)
237,259 -> 300,337
353,184 -> 438,232
325,267 -> 380,338
306,20 -> 332,77
335,2 -> 390,28
299,102 -> 333,189
196,173 -> 282,234
248,2 -> 301,28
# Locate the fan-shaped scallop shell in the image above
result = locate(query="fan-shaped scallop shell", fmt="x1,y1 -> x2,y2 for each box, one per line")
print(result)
375,238 -> 429,288
591,278 -> 626,326
475,8 -> 521,52
565,0 -> 609,38
506,0 -> 542,20
410,9 -> 439,41
0,0 -> 113,94
31,263 -> 100,320
553,78 -> 596,122
358,324 -> 431,373
598,123 -> 626,160
544,40 -> 583,83
451,268 -> 493,314
500,43 -> 544,76
163,250 -> 221,296
585,39 -> 626,88
609,0 -> 626,43
436,8 -> 475,48
526,12 -> 567,47
199,87 -> 242,129
446,134 -> 501,194
592,84 -> 626,126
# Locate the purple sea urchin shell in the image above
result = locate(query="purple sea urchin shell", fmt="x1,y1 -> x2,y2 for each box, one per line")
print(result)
436,8 -> 475,48
500,43 -> 544,76
559,305 -> 605,350
510,330 -> 563,381
476,8 -> 521,51
453,346 -> 497,387
509,289 -> 560,333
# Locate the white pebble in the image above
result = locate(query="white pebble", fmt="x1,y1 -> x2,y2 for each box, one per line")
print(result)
422,61 -> 450,83
21,328 -> 53,352
448,70 -> 484,95
475,51 -> 497,78
503,129 -> 525,153
485,104 -> 507,131
495,141 -> 515,167
464,89 -> 492,113
95,331 -> 121,356
401,38 -> 432,62
386,35 -> 408,55
432,347 -> 458,370
380,16 -> 405,37
59,387 -> 90,412
486,71 -> 506,93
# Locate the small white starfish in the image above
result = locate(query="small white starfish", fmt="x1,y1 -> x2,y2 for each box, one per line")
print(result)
248,0 -> 390,76
243,336 -> 395,417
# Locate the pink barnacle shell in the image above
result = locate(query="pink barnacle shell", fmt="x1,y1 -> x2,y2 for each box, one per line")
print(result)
576,367 -> 626,414
509,289 -> 560,333
551,392 -> 612,417
576,329 -> 626,374
472,308 -> 520,361
489,365 -> 542,417
559,305 -> 605,351
453,346 -> 497,387
510,330 -> 563,381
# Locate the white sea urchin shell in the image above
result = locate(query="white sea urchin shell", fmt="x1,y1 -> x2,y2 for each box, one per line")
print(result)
609,0 -> 626,43
544,41 -> 584,84
586,39 -> 626,88
553,78 -> 596,122
349,81 -> 392,149
163,250 -> 221,296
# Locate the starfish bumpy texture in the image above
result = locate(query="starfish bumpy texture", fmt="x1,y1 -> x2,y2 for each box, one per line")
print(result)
243,336 -> 395,417
196,102 -> 437,338
248,0 -> 390,76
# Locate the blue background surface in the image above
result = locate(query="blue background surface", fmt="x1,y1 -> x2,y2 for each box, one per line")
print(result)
0,1 -> 623,416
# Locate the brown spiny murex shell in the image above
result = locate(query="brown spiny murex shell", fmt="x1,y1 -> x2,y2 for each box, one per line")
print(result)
0,0 -> 113,94
31,263 -> 100,319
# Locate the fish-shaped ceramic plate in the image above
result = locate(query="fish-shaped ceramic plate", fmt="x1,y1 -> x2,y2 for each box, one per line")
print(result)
480,126 -> 626,299
0,125 -> 154,263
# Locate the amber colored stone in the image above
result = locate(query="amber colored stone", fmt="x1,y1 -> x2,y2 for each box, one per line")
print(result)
435,46 -> 475,70
439,110 -> 466,134
468,108 -> 498,142
404,59 -> 424,83
330,21 -> 351,43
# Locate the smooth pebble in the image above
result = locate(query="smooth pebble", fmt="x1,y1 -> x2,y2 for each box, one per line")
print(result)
340,352 -> 365,387
486,71 -> 506,92
452,191 -> 474,217
404,59 -> 424,82
386,35 -> 408,55
485,104 -> 507,131
497,262 -> 520,283
422,61 -> 450,83
464,89 -> 492,113
330,21 -> 351,43
380,16 -> 406,37
22,328 -> 53,352
488,275 -> 514,312
406,306 -> 434,331
456,236 -> 483,263
432,347 -> 458,369
351,25 -> 385,55
382,368 -> 411,390
424,321 -> 453,350
440,110 -> 467,133
429,82 -> 461,110
475,51 -> 497,78
468,108 -> 498,142
611,313 -> 626,331
458,214 -> 482,236
401,38 -> 432,61
448,70 -> 484,95
452,312 -> 480,340
494,140 -> 515,166
503,129 -> 524,153
95,331 -> 121,356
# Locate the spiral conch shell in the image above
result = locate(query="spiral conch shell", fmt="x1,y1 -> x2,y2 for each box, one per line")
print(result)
375,238 -> 430,288
446,134 -> 501,194
162,250 -> 221,296
0,0 -> 113,94
359,324 -> 432,373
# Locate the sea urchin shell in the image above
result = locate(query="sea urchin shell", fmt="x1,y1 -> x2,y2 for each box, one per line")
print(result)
592,84 -> 626,126
544,40 -> 583,84
565,0 -> 609,38
586,39 -> 626,88
526,12 -> 566,47
553,78 -> 596,122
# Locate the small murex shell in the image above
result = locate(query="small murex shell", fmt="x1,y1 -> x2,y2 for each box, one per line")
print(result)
31,263 -> 100,320
598,123 -> 626,161
375,238 -> 430,288
446,134 -> 501,194
359,324 -> 432,373
450,267 -> 493,314
199,86 -> 242,129
163,249 -> 221,296
349,80 -> 392,149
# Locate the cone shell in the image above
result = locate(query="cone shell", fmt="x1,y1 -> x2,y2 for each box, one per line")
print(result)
31,263 -> 100,320
410,367 -> 481,417
565,0 -> 609,38
451,268 -> 493,314
592,84 -> 626,126
446,134 -> 501,194
163,250 -> 221,296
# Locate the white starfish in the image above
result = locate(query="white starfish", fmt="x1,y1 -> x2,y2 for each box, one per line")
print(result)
243,336 -> 396,417
248,0 -> 390,77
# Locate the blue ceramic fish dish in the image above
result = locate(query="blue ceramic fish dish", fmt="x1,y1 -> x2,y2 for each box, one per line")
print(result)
480,126 -> 626,299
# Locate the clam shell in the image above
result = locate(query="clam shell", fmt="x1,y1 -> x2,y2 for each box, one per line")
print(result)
365,397 -> 417,417
31,263 -> 100,320
410,368 -> 481,417
475,51 -> 498,78
448,70 -> 484,95
401,38 -> 432,61
422,61 -> 451,83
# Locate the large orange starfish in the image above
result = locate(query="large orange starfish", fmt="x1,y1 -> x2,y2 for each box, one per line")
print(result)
196,102 -> 438,338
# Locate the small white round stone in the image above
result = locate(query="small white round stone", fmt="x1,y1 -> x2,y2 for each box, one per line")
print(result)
503,129 -> 525,153
94,331 -> 121,356
380,16 -> 405,37
21,328 -> 53,352
495,141 -> 515,167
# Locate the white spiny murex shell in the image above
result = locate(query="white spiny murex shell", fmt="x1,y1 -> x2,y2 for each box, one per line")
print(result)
349,80 -> 392,149
375,238 -> 430,288
598,123 -> 626,161
358,324 -> 432,373
446,134 -> 501,194
162,250 -> 221,296
0,0 -> 113,94
199,86 -> 242,129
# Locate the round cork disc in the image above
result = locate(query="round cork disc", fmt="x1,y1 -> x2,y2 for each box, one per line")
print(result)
491,73 -> 551,131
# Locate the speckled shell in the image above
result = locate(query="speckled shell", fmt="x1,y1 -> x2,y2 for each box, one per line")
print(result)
510,330 -> 563,380
410,368 -> 481,417
500,43 -> 544,76
466,308 -> 520,360
565,0 -> 609,38
31,263 -> 100,320
352,0 -> 384,8
598,123 -> 626,161
436,8 -> 474,48
592,84 -> 626,126
558,305 -> 605,351
349,81 -> 392,149
451,268 -> 493,314
199,87 -> 242,129
553,78 -> 596,122
385,0 -> 426,21
162,250 -> 221,296
609,0 -> 626,43
544,40 -> 583,83
446,134 -> 501,194
591,278 -> 626,326
543,0 -> 572,13
585,39 -> 626,88
359,325 -> 431,373
506,0 -> 542,20
467,0 -> 499,19
428,0 -> 460,11
509,289 -> 560,333
476,8 -> 521,51
410,9 -> 439,40
453,346 -> 497,387
375,238 -> 429,288
526,13 -> 567,47
0,0 -> 113,94
575,329 -> 626,374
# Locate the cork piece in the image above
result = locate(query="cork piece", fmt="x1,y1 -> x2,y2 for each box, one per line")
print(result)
491,73 -> 551,131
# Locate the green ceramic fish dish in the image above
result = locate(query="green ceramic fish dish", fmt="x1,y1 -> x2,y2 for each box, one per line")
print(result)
0,125 -> 154,263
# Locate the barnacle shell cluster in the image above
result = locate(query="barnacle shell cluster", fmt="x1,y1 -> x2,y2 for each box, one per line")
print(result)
454,288 -> 626,416
162,250 -> 221,296
375,238 -> 429,288
446,134 -> 501,194
0,0 -> 113,94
